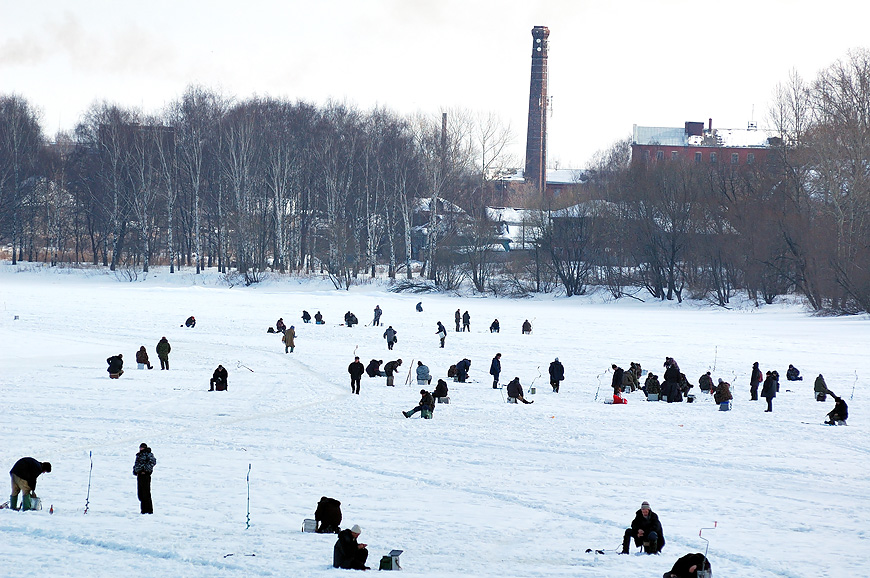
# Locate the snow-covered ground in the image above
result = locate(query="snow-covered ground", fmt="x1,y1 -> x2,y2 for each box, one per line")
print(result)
0,264 -> 866,578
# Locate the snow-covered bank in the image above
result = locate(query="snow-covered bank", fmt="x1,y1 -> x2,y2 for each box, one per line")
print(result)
0,264 -> 865,577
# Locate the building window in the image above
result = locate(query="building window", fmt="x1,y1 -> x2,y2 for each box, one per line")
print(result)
710,152 -> 717,164
671,151 -> 678,160
656,150 -> 663,160
694,152 -> 702,163
731,153 -> 739,164
642,150 -> 650,161
747,153 -> 755,164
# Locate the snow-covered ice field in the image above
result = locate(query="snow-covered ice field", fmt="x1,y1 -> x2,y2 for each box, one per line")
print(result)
0,264 -> 866,577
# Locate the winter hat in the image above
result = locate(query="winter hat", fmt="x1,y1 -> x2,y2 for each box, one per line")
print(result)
641,501 -> 650,509
139,443 -> 148,450
290,326 -> 294,329
555,357 -> 559,362
350,524 -> 362,534
420,389 -> 427,394
42,462 -> 52,472
718,378 -> 724,384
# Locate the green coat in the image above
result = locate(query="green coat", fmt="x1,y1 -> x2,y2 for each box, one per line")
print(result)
814,375 -> 827,393
156,338 -> 171,360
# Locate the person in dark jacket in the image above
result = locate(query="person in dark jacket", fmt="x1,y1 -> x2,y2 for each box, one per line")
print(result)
621,500 -> 665,554
489,319 -> 500,333
698,371 -> 713,392
276,318 -> 287,333
714,378 -> 733,409
372,305 -> 382,327
415,301 -> 423,312
136,346 -> 153,369
761,371 -> 777,412
432,378 -> 449,403
314,311 -> 324,324
416,361 -> 431,385
611,364 -> 625,394
383,326 -> 398,350
506,377 -> 533,404
750,361 -> 762,400
156,337 -> 171,370
210,365 -> 228,391
663,553 -> 710,578
107,354 -> 124,378
662,358 -> 682,402
522,319 -> 532,334
132,443 -> 156,514
403,389 -> 435,418
302,310 -> 312,323
365,359 -> 384,378
333,524 -> 369,570
315,496 -> 342,533
384,359 -> 403,387
455,309 -> 462,332
786,364 -> 802,381
455,358 -> 471,383
185,316 -> 196,328
462,310 -> 471,332
826,392 -> 848,425
490,353 -> 502,389
436,322 -> 447,348
549,358 -> 565,393
9,457 -> 51,511
814,374 -> 828,402
348,356 -> 365,394
344,311 -> 358,327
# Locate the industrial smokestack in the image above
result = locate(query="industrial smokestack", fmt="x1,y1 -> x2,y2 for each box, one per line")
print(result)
525,26 -> 550,191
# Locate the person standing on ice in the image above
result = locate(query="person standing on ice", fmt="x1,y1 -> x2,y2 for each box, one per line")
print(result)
156,336 -> 171,370
383,325 -> 398,350
489,353 -> 502,389
372,305 -> 382,326
761,370 -> 777,412
611,364 -> 625,394
136,346 -> 153,369
522,319 -> 532,334
621,500 -> 665,554
384,359 -> 402,387
106,353 -> 124,378
348,356 -> 365,394
133,443 -> 156,514
283,325 -> 295,353
436,321 -> 447,348
9,457 -> 51,511
549,357 -> 564,393
462,310 -> 471,332
454,309 -> 461,332
749,361 -> 762,401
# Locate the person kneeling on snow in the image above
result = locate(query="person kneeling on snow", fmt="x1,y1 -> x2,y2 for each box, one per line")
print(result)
403,389 -> 435,418
333,524 -> 369,570
663,552 -> 710,578
621,500 -> 665,554
185,315 -> 196,328
826,391 -> 848,425
506,377 -> 533,404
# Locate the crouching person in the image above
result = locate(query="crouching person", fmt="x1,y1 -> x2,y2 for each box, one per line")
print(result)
333,524 -> 369,570
663,553 -> 710,578
622,500 -> 665,554
315,496 -> 342,534
403,389 -> 435,418
9,457 -> 51,511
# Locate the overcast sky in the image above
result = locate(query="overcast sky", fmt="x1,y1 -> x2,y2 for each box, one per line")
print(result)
3,0 -> 869,168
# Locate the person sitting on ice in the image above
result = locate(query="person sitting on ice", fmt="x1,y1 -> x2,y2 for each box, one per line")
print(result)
107,354 -> 124,378
489,318 -> 500,333
786,364 -> 803,381
521,319 -> 532,334
713,378 -> 733,410
366,359 -> 384,378
314,311 -> 324,325
432,379 -> 449,403
416,301 -> 423,312
185,316 -> 196,328
301,310 -> 312,324
333,524 -> 369,570
621,500 -> 665,554
698,371 -> 713,392
416,361 -> 431,385
210,365 -> 228,391
135,346 -> 153,369
344,311 -> 358,327
403,389 -> 436,418
506,377 -> 533,404
663,552 -> 711,578
276,318 -> 287,334
643,373 -> 660,397
825,391 -> 848,425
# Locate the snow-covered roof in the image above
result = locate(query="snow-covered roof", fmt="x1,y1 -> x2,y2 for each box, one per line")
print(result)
633,124 -> 775,148
498,168 -> 588,185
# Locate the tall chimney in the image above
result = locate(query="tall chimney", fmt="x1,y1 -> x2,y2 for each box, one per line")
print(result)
525,26 -> 549,191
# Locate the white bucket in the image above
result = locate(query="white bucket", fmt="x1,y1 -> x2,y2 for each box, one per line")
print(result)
302,518 -> 316,532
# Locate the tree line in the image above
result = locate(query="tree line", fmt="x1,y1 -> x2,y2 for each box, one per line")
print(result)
2,49 -> 870,313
